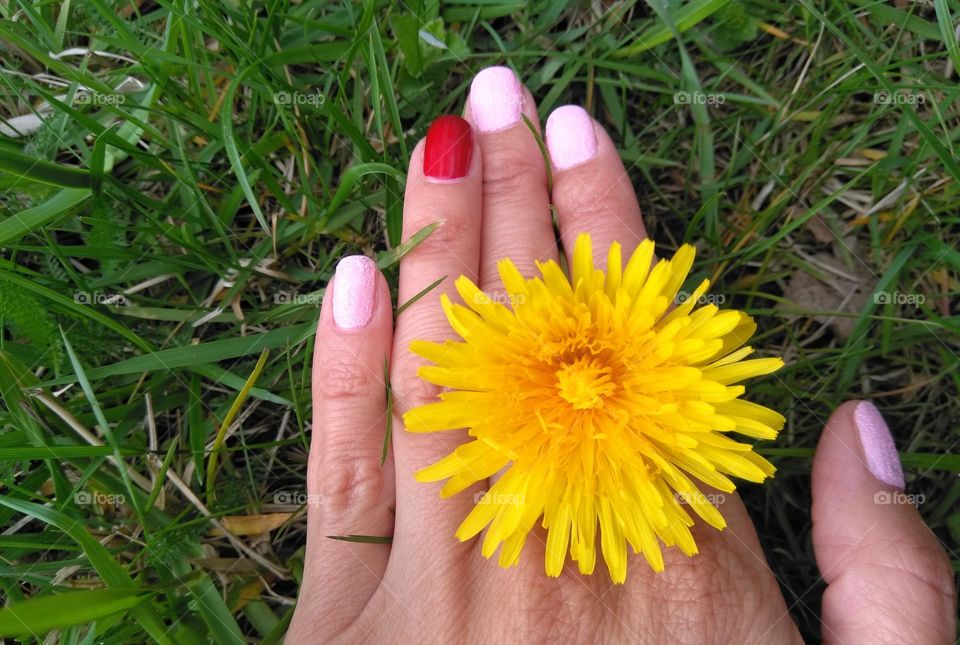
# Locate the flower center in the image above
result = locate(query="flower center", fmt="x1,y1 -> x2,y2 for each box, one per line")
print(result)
556,358 -> 616,409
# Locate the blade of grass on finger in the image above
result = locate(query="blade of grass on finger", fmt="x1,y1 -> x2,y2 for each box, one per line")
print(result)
376,220 -> 440,269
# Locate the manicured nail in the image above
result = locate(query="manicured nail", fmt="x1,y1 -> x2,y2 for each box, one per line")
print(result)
423,115 -> 474,180
854,401 -> 905,489
546,105 -> 598,171
332,255 -> 376,330
469,66 -> 523,132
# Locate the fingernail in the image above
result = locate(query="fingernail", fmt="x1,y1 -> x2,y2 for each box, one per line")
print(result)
332,255 -> 376,330
424,115 -> 474,180
469,66 -> 523,133
546,105 -> 598,170
854,401 -> 905,490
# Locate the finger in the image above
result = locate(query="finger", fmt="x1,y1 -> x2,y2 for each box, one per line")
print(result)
289,256 -> 395,639
391,116 -> 483,546
546,105 -> 647,265
812,400 -> 956,644
465,66 -> 558,289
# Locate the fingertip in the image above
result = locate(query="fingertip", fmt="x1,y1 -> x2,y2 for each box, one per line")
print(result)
467,65 -> 524,134
852,400 -> 906,489
545,105 -> 597,171
812,400 -> 956,643
422,115 -> 476,183
546,105 -> 647,263
407,116 -> 482,191
330,255 -> 378,331
812,399 -> 904,520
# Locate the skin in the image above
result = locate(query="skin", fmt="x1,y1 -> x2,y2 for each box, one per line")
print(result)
286,70 -> 956,644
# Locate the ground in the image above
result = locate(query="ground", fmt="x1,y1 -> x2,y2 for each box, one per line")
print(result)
0,0 -> 958,642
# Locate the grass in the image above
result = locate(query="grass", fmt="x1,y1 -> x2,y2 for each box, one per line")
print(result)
1,0 -> 959,641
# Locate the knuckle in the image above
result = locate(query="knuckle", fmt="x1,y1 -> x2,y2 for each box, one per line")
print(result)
644,531 -> 778,640
391,360 -> 442,417
483,151 -> 546,203
314,353 -> 380,400
404,203 -> 472,256
512,576 -> 593,642
561,181 -> 613,221
315,456 -> 387,514
555,168 -> 638,232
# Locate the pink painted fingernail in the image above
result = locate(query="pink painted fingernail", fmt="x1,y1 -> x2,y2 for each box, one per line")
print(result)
546,105 -> 597,170
854,401 -> 905,489
332,255 -> 376,330
469,66 -> 523,133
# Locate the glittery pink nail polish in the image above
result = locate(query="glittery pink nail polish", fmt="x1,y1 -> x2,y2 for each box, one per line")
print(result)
469,66 -> 523,133
332,255 -> 376,330
546,105 -> 598,170
854,401 -> 905,489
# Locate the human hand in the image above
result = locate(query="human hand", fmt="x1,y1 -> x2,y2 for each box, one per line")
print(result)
287,67 -> 956,643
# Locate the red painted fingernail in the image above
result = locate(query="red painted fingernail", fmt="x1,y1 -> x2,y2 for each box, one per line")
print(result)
423,115 -> 473,180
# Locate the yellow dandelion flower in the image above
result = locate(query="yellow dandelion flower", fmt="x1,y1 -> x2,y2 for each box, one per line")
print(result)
403,233 -> 784,584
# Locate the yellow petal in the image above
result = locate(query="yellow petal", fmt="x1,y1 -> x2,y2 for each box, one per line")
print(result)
703,357 -> 784,384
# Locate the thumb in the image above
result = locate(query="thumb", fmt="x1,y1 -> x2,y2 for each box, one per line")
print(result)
812,400 -> 956,644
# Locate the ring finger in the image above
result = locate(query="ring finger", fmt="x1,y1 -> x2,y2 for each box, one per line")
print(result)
546,105 -> 648,263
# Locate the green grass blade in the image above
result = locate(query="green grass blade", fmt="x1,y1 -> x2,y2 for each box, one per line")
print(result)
326,534 -> 393,544
0,148 -> 90,188
60,329 -> 146,526
614,0 -> 730,57
220,66 -> 270,234
0,268 -> 152,352
206,349 -> 270,505
0,589 -> 151,638
42,323 -> 312,385
934,0 -> 960,72
184,574 -> 246,645
0,189 -> 91,246
0,446 -> 142,459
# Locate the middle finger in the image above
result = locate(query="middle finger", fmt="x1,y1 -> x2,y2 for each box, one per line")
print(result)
466,66 -> 558,290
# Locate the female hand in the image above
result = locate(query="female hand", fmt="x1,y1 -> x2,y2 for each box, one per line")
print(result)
287,66 -> 956,643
